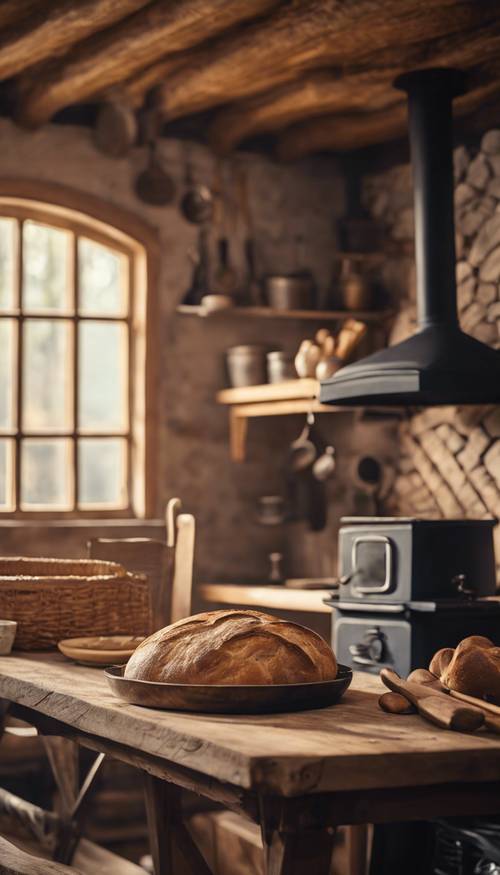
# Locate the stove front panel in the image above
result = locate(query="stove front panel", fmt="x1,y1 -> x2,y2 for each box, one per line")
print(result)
334,615 -> 411,678
338,518 -> 496,603
334,605 -> 500,677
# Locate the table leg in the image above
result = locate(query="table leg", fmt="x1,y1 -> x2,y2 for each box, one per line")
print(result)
143,773 -> 213,875
262,824 -> 336,875
259,797 -> 336,875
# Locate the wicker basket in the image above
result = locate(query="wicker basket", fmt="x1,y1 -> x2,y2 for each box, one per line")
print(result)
0,557 -> 150,651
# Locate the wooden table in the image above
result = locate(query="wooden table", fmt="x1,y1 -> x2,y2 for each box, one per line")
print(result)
1,654 -> 500,875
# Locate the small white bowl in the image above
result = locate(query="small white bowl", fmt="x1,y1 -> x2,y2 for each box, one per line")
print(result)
201,294 -> 234,312
0,620 -> 17,655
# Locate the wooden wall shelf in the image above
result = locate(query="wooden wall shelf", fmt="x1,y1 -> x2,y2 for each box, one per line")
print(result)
177,304 -> 391,322
216,379 -> 352,461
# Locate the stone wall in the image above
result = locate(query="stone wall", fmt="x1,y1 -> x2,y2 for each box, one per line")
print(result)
363,130 -> 500,580
0,119 -> 394,584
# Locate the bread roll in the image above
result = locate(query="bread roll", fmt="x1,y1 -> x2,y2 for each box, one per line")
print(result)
430,636 -> 500,703
429,648 -> 454,678
125,609 -> 337,685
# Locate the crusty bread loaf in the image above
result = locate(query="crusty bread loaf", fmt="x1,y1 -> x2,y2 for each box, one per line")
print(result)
124,609 -> 337,685
429,636 -> 500,703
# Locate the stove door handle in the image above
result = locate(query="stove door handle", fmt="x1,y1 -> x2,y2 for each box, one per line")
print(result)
349,627 -> 387,667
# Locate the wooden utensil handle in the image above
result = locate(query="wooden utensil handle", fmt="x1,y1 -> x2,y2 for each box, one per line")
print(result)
449,689 -> 500,717
418,695 -> 484,732
380,667 -> 444,705
335,319 -> 367,360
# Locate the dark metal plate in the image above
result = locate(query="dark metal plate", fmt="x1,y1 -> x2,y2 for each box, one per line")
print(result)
104,664 -> 352,714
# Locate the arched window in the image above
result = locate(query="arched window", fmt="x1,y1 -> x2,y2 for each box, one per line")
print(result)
0,181 -> 158,518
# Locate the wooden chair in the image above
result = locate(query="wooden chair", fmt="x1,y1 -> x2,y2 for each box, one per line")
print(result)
0,499 -> 196,874
88,497 -> 196,631
0,836 -> 82,875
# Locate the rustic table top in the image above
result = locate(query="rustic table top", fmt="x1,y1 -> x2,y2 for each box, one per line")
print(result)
1,653 -> 500,798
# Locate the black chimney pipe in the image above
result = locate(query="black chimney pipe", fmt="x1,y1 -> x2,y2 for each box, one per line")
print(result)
320,68 -> 500,407
397,69 -> 463,328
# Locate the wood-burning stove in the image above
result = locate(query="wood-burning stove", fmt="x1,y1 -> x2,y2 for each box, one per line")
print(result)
327,517 -> 499,677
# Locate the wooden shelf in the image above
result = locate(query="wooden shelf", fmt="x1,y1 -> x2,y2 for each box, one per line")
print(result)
177,304 -> 391,322
216,379 -> 353,461
216,378 -> 319,405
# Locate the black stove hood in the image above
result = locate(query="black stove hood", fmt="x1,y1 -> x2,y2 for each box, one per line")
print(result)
320,68 -> 500,407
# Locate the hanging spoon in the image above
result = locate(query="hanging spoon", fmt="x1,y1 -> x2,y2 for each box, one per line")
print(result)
134,138 -> 176,206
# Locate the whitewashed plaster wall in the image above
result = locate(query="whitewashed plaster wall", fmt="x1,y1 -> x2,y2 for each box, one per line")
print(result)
0,118 -> 394,583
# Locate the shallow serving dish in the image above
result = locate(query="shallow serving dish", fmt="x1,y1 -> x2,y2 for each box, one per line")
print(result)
58,635 -> 145,666
104,663 -> 352,714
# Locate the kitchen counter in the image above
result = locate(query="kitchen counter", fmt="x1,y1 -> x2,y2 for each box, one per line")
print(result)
199,582 -> 333,613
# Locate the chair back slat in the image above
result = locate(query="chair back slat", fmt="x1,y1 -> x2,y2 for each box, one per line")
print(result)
87,538 -> 173,633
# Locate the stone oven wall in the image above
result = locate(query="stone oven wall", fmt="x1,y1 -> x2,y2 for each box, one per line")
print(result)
363,131 -> 500,580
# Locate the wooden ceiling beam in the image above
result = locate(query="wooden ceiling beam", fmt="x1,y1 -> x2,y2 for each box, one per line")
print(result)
148,0 -> 496,122
208,11 -> 500,155
16,0 -> 280,128
0,0 -> 151,81
208,71 -> 402,155
276,103 -> 408,161
0,0 -> 46,32
276,67 -> 500,161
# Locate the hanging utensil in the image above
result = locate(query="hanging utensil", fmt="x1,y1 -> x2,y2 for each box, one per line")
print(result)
212,161 -> 238,298
289,411 -> 317,472
134,139 -> 176,206
237,166 -> 262,305
182,225 -> 210,306
180,144 -> 214,224
313,445 -> 336,481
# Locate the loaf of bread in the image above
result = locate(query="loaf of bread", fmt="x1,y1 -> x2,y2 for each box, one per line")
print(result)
429,636 -> 500,703
124,609 -> 337,685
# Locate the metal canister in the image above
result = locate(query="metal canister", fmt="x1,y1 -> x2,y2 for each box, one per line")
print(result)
226,345 -> 267,387
267,350 -> 295,384
264,273 -> 316,310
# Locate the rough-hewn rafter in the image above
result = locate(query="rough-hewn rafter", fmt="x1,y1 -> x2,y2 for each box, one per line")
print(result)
0,0 -> 45,32
276,103 -> 407,161
0,0 -> 151,80
147,0 -> 497,122
208,71 -> 401,155
16,0 -> 280,127
276,68 -> 500,161
206,11 -> 500,155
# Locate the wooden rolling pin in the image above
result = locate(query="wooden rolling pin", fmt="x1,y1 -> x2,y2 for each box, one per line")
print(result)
380,668 -> 485,732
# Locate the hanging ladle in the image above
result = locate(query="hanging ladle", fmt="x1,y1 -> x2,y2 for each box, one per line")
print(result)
180,145 -> 214,224
135,138 -> 176,206
289,412 -> 318,472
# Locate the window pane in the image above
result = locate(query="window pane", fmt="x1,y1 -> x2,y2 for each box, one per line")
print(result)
78,437 -> 127,508
0,319 -> 16,430
0,439 -> 15,510
22,221 -> 72,312
21,438 -> 73,509
23,319 -> 73,433
78,321 -> 127,431
0,218 -> 17,311
78,237 -> 128,316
